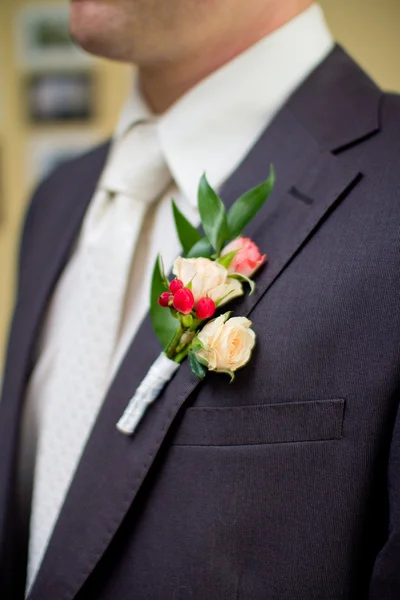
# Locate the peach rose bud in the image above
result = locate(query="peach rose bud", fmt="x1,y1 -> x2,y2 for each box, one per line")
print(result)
221,237 -> 266,277
196,314 -> 256,374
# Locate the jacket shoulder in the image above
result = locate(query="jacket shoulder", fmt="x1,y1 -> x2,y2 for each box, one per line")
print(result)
30,140 -> 110,207
19,141 -> 110,276
23,140 -> 110,231
381,92 -> 400,130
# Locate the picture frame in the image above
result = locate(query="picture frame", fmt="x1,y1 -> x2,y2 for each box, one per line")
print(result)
26,71 -> 95,123
15,4 -> 92,70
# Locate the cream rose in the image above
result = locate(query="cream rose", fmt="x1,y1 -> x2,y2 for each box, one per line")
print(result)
196,314 -> 256,373
173,257 -> 243,306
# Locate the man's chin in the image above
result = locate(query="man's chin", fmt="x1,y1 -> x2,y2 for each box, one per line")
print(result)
69,0 -> 121,59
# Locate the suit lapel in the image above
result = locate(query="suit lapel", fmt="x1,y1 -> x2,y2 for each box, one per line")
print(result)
28,46 -> 381,600
0,143 -> 110,597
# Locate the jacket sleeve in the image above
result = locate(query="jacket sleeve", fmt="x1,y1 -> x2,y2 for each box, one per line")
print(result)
0,164 -> 66,399
370,398 -> 400,598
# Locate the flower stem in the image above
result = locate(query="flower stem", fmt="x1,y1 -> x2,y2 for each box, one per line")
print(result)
175,346 -> 190,364
166,325 -> 184,360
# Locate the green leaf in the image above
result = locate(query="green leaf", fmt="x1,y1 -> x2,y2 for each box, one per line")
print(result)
189,352 -> 208,380
189,317 -> 202,331
187,237 -> 213,258
198,174 -> 230,255
217,249 -> 238,270
158,254 -> 170,290
229,273 -> 256,295
191,338 -> 204,353
150,254 -> 180,348
172,199 -> 202,255
214,285 -> 243,307
195,352 -> 210,367
227,165 -> 275,239
218,369 -> 235,383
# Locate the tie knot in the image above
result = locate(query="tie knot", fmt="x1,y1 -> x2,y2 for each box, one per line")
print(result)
100,120 -> 171,205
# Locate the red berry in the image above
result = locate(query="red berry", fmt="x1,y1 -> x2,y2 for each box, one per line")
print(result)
158,292 -> 172,307
173,288 -> 195,315
196,297 -> 216,320
169,279 -> 184,295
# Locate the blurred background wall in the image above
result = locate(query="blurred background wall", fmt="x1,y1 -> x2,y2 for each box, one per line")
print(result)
0,0 -> 399,370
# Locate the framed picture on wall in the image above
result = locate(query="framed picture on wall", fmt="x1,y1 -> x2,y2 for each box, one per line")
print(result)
26,71 -> 95,123
15,5 -> 92,70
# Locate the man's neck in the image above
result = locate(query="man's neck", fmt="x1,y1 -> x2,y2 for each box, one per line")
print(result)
138,2 -> 315,115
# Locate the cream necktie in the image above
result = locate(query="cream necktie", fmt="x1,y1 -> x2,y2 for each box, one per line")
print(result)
26,121 -> 171,592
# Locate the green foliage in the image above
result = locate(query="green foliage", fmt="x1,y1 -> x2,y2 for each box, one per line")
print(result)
186,238 -> 213,258
217,249 -> 238,270
229,273 -> 256,295
191,337 -> 204,353
198,174 -> 230,255
172,200 -> 202,255
188,352 -> 208,380
218,369 -> 235,383
227,165 -> 275,239
150,255 -> 179,348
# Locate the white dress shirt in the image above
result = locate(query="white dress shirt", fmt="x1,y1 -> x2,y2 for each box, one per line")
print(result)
19,1 -> 333,574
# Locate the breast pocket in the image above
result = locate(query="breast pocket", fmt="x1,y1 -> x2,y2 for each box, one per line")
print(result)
172,399 -> 345,446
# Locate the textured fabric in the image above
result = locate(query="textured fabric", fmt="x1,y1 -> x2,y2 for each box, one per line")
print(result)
25,122 -> 171,591
3,41 -> 400,600
17,4 -> 334,587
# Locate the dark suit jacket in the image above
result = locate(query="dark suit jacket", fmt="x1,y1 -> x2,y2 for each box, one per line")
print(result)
1,46 -> 400,600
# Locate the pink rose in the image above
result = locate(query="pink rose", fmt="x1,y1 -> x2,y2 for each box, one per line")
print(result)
221,237 -> 266,277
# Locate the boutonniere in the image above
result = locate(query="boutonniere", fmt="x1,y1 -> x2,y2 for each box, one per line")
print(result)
117,166 -> 275,435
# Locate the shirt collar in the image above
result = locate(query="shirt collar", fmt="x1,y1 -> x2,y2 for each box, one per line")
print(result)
115,80 -> 153,136
116,3 -> 333,206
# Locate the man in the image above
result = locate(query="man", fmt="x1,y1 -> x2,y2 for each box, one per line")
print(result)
1,0 -> 400,597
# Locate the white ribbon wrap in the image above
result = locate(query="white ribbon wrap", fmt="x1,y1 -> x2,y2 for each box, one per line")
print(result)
116,352 -> 180,435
